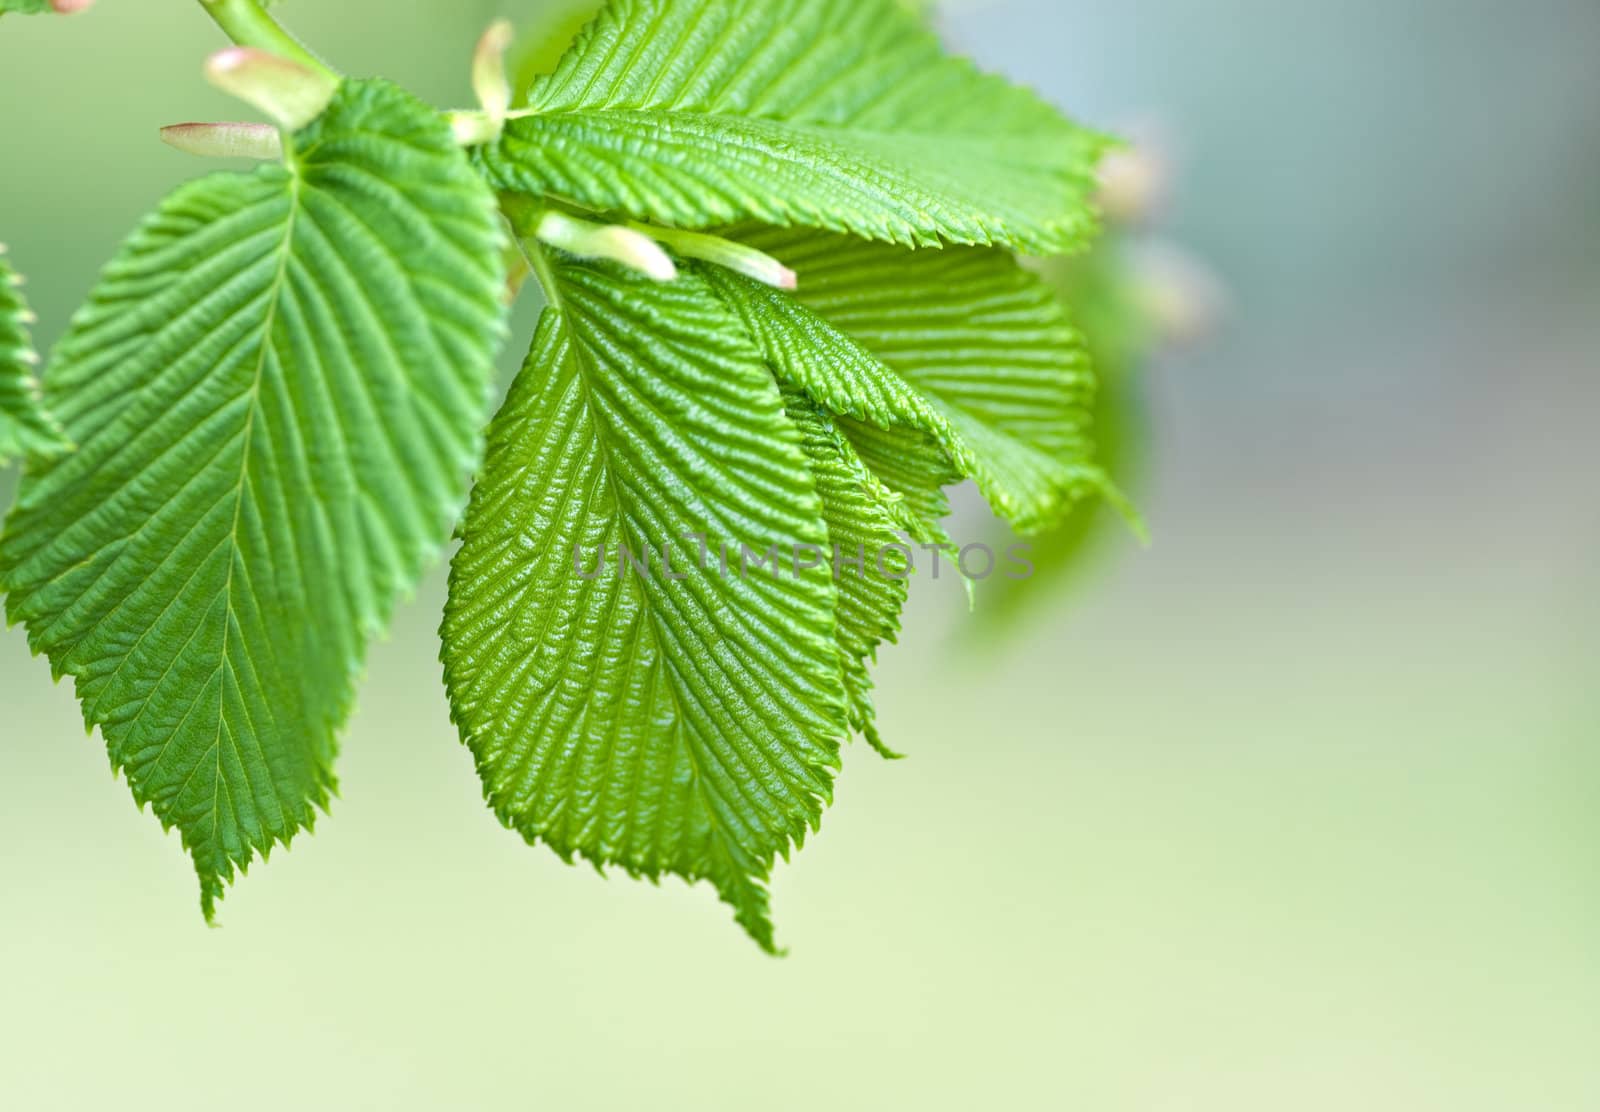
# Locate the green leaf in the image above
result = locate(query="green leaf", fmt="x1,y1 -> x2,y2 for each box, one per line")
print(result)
441,254 -> 847,953
703,230 -> 1107,535
0,0 -> 54,15
976,245 -> 1156,629
478,0 -> 1107,254
0,245 -> 69,466
0,79 -> 506,917
837,417 -> 958,538
780,386 -> 910,759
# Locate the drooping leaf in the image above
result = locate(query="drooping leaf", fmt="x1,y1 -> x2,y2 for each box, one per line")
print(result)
0,79 -> 506,917
687,250 -> 964,758
0,244 -> 69,466
781,386 -> 910,759
977,245 -> 1157,629
442,254 -> 847,952
478,0 -> 1107,254
703,231 -> 1107,535
675,255 -> 960,759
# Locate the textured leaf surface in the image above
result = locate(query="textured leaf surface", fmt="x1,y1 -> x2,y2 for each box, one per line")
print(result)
0,245 -> 68,466
706,230 -> 1105,534
442,254 -> 847,951
479,0 -> 1106,253
838,417 -> 958,538
781,387 -> 909,758
0,0 -> 53,15
0,79 -> 505,915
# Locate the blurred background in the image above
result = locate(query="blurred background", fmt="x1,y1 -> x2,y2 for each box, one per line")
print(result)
1,1 -> 1596,1109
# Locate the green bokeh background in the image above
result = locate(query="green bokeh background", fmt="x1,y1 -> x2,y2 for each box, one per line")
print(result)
2,2 -> 1596,1108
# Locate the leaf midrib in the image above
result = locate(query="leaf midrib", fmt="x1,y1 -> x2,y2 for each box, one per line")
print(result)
555,303 -> 732,857
203,168 -> 304,876
515,104 -> 1063,154
553,291 -> 803,869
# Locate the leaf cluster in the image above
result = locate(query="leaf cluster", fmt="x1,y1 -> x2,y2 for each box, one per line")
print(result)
0,0 -> 1117,949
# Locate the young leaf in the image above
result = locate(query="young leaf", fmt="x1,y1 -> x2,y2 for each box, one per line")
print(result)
0,79 -> 506,917
441,254 -> 847,952
477,0 -> 1107,253
703,230 -> 1106,535
781,387 -> 910,759
0,245 -> 69,466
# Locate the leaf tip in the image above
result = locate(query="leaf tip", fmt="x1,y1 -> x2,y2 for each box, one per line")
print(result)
199,881 -> 221,926
862,725 -> 906,761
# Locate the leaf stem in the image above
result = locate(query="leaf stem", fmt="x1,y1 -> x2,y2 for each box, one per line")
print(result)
499,195 -> 564,308
197,0 -> 336,80
626,223 -> 797,290
524,236 -> 563,311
